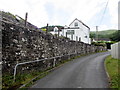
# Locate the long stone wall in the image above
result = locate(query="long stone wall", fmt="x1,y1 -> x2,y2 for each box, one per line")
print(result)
2,21 -> 107,75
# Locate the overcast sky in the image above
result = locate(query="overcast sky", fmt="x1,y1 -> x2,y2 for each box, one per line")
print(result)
0,0 -> 119,31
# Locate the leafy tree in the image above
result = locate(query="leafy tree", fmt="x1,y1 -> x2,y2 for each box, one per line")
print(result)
110,30 -> 120,41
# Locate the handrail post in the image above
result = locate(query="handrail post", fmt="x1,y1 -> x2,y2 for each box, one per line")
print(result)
53,57 -> 56,67
13,53 -> 76,82
13,64 -> 18,82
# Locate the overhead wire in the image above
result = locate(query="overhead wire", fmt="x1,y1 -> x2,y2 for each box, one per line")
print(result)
99,0 -> 109,26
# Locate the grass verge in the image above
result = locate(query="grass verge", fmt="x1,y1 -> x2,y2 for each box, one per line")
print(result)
105,55 -> 119,88
2,71 -> 50,89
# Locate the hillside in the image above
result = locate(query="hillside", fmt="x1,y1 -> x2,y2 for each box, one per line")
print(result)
91,30 -> 117,35
90,30 -> 117,39
90,29 -> 120,42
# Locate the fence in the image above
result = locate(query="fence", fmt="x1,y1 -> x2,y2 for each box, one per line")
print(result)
111,42 -> 120,59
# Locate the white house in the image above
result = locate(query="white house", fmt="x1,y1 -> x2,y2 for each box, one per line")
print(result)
50,27 -> 63,36
62,18 -> 91,44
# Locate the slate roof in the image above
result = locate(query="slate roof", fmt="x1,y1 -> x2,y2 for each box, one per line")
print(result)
93,38 -> 111,41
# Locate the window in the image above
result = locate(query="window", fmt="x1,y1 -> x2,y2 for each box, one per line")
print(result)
67,30 -> 74,34
74,22 -> 78,27
85,36 -> 87,38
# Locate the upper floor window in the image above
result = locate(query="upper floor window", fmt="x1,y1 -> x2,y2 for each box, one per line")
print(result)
74,22 -> 78,27
67,30 -> 74,35
85,36 -> 87,38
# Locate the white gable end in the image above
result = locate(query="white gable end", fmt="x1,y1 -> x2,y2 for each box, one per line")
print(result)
69,19 -> 82,28
62,18 -> 91,44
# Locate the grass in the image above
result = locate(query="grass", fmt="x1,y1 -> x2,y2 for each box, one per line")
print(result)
2,69 -> 52,89
105,55 -> 119,88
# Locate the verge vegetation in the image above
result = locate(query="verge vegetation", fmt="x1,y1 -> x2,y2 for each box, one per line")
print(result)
105,55 -> 119,88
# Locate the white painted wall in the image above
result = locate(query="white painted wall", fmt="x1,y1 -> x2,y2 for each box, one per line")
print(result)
49,19 -> 91,44
50,31 -> 62,36
62,19 -> 91,44
50,27 -> 63,36
111,42 -> 120,59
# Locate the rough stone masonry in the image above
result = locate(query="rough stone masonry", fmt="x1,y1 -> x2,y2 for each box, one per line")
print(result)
2,20 -> 107,76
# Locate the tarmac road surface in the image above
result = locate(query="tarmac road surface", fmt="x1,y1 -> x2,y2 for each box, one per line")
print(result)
31,52 -> 110,88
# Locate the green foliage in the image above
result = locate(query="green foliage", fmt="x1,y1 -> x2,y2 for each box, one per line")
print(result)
41,28 -> 46,31
90,32 -> 96,38
92,41 -> 106,46
2,11 -> 16,19
109,30 -> 120,42
90,29 -> 120,42
2,71 -> 44,89
105,55 -> 119,88
2,75 -> 14,88
90,30 -> 118,39
97,30 -> 117,35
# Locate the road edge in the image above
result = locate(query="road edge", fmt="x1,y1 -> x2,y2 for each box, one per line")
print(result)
104,55 -> 111,88
19,51 -> 108,88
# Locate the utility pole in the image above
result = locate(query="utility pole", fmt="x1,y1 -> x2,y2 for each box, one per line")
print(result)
96,26 -> 98,42
66,32 -> 67,38
79,37 -> 81,42
58,29 -> 59,38
24,12 -> 28,27
46,23 -> 48,33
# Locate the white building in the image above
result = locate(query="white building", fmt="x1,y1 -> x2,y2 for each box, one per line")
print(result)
50,27 -> 63,36
62,18 -> 91,44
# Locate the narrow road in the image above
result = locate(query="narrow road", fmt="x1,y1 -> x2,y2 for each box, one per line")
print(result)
31,52 -> 110,88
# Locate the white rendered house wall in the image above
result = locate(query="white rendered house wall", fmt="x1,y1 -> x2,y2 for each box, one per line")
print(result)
62,19 -> 91,44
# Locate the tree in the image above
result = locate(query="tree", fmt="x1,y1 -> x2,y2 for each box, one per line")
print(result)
110,30 -> 120,41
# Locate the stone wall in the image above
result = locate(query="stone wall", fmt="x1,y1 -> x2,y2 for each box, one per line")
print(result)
2,21 -> 106,75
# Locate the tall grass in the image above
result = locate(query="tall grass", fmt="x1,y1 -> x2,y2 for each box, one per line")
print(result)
105,55 -> 119,88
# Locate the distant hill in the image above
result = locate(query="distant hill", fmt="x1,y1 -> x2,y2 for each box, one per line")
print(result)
90,29 -> 120,41
90,29 -> 118,39
90,30 -> 117,35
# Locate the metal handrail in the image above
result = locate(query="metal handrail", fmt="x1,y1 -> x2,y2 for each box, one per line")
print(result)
13,53 -> 77,82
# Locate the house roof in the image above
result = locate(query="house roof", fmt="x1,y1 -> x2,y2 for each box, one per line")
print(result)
93,38 -> 111,41
40,26 -> 64,32
69,18 -> 90,30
